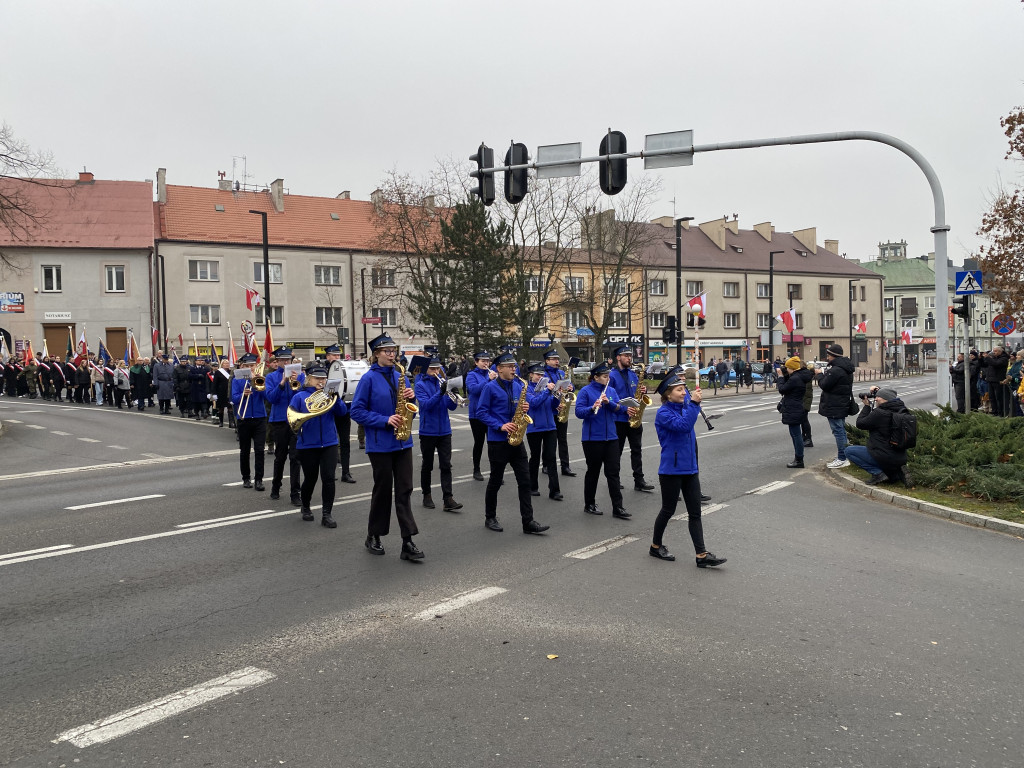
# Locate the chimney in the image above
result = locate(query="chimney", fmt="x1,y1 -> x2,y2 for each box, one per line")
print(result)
156,168 -> 167,204
336,190 -> 351,200
793,227 -> 817,254
824,239 -> 839,255
424,194 -> 435,214
370,188 -> 383,207
698,217 -> 727,251
270,178 -> 285,213
649,215 -> 674,228
725,214 -> 739,235
218,179 -> 232,191
753,221 -> 772,241
77,170 -> 95,184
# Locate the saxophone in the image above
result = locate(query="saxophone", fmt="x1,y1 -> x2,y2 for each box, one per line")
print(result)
628,363 -> 652,428
507,376 -> 533,447
555,363 -> 576,423
393,363 -> 418,441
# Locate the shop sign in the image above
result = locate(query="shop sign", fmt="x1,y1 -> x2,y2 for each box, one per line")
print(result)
0,292 -> 25,313
44,311 -> 72,320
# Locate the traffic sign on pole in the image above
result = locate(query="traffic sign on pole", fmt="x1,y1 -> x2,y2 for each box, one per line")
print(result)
954,270 -> 982,295
992,314 -> 1016,336
361,317 -> 382,325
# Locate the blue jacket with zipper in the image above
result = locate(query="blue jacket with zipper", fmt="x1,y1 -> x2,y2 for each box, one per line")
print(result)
350,363 -> 415,453
414,373 -> 456,437
264,367 -> 306,423
289,386 -> 348,449
465,367 -> 492,419
608,365 -> 639,423
654,397 -> 701,475
477,376 -> 528,441
574,380 -> 622,441
231,377 -> 268,419
526,383 -> 557,433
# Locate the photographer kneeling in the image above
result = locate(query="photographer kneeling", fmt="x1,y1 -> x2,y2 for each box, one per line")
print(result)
847,386 -> 911,487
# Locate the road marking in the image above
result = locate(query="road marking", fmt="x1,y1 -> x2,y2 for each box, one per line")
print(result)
139,452 -> 163,459
77,437 -> 100,443
224,475 -> 289,487
17,410 -> 42,413
106,445 -> 128,450
564,534 -> 639,560
54,666 -> 276,748
0,448 -> 237,482
413,586 -> 507,621
25,424 -> 46,430
672,502 -> 727,521
176,509 -> 276,528
0,544 -> 73,560
6,419 -> 23,423
746,480 -> 794,495
65,494 -> 166,511
51,430 -> 72,435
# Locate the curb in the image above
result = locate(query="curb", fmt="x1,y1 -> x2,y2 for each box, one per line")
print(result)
824,466 -> 1024,539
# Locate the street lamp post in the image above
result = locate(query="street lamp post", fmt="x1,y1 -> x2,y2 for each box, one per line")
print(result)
892,294 -> 903,375
848,278 -> 860,366
787,287 -> 798,357
768,250 -> 783,365
157,252 -> 168,356
248,210 -> 270,345
674,216 -> 694,366
360,267 -> 368,357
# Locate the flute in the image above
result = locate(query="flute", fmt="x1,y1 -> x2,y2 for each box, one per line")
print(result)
592,379 -> 611,413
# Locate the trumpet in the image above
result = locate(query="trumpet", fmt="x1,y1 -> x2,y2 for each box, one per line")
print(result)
444,374 -> 468,406
252,360 -> 267,391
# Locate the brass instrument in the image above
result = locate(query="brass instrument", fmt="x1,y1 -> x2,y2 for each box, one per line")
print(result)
628,363 -> 652,428
286,382 -> 338,434
394,363 -> 418,441
290,379 -> 302,391
507,376 -> 533,447
443,373 -> 468,407
252,360 -> 267,391
555,363 -> 576,423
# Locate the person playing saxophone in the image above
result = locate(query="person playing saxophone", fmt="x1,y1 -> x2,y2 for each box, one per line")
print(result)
288,361 -> 348,528
476,352 -> 550,535
609,345 -> 655,493
349,333 -> 423,561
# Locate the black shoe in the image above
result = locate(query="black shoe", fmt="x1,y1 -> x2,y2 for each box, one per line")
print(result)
541,466 -> 548,475
649,545 -> 675,561
584,504 -> 603,516
301,507 -> 314,522
618,482 -> 625,489
242,479 -> 253,489
696,552 -> 727,567
254,480 -> 265,492
634,481 -> 655,492
365,535 -> 385,555
290,493 -> 302,506
899,469 -> 913,488
530,489 -> 540,497
612,507 -> 632,520
866,472 -> 889,486
423,495 -> 436,509
561,468 -> 577,477
321,514 -> 337,528
400,540 -> 425,561
269,489 -> 280,500
358,442 -> 365,450
443,497 -> 463,512
786,459 -> 804,469
523,519 -> 550,534
484,517 -> 503,532
700,494 -> 712,502
340,472 -> 356,483
473,470 -> 485,481
803,439 -> 813,448
549,492 -> 563,501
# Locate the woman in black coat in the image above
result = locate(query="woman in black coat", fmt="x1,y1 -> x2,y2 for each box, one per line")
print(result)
777,356 -> 807,469
129,358 -> 153,411
75,362 -> 91,403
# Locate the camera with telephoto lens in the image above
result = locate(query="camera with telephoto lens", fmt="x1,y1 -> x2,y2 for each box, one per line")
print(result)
858,386 -> 879,401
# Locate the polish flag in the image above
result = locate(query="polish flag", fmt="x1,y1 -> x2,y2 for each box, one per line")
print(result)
901,327 -> 913,346
854,320 -> 868,334
152,327 -> 160,347
178,333 -> 184,348
775,307 -> 797,334
686,292 -> 707,319
245,288 -> 261,311
263,321 -> 274,359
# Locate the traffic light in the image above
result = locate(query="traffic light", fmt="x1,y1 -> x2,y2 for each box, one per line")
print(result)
663,315 -> 677,344
598,130 -> 627,195
504,142 -> 528,204
951,295 -> 970,320
470,143 -> 495,206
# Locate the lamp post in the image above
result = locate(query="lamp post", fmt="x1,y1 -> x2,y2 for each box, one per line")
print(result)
848,278 -> 860,366
157,252 -> 168,356
787,287 -> 798,357
892,294 -> 903,375
768,250 -> 783,365
360,267 -> 368,357
248,210 -> 270,346
674,216 -> 694,366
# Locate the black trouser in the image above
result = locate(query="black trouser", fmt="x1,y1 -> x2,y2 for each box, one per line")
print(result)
615,420 -> 645,484
555,420 -> 571,470
801,411 -> 812,440
175,392 -> 189,414
485,440 -> 534,523
236,417 -> 266,481
420,434 -> 453,498
271,421 -> 301,496
159,398 -> 171,413
990,383 -> 1010,417
469,417 -> 487,472
334,413 -> 351,472
653,473 -> 706,553
367,448 -> 417,538
298,444 -> 338,513
192,399 -> 207,418
953,386 -> 965,413
114,388 -> 128,408
527,430 -> 559,494
582,439 -> 623,509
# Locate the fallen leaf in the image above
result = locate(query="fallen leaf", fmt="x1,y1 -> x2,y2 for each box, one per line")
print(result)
546,654 -> 558,660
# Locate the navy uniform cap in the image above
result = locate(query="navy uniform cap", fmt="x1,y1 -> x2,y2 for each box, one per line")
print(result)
427,357 -> 443,368
238,352 -> 259,364
656,373 -> 685,396
528,362 -> 545,374
273,346 -> 293,358
612,345 -> 631,357
542,347 -> 560,360
590,361 -> 612,376
473,350 -> 491,361
493,352 -> 516,366
324,344 -> 341,355
306,363 -> 329,377
368,333 -> 397,352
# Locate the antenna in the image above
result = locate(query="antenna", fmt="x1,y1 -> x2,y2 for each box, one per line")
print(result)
231,155 -> 252,191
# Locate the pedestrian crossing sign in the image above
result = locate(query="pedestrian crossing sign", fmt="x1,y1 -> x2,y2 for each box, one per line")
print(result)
954,270 -> 982,295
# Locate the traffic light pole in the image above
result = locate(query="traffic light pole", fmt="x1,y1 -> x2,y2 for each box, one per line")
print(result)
675,218 -> 683,366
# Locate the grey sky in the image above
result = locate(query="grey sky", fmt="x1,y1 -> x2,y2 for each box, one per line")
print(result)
2,0 -> 1022,265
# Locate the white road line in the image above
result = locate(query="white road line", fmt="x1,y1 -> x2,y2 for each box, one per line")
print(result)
671,502 -> 727,521
746,480 -> 794,495
65,494 -> 166,511
413,586 -> 507,621
25,424 -> 46,430
54,666 -> 276,748
0,448 -> 237,482
106,445 -> 128,450
176,509 -> 276,528
0,544 -> 73,560
17,410 -> 42,413
139,452 -> 163,459
77,437 -> 100,443
6,419 -> 23,423
564,535 -> 639,560
51,430 -> 72,436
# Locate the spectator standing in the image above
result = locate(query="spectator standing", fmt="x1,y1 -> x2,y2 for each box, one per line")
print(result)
777,356 -> 807,468
151,354 -> 175,414
816,343 -> 854,468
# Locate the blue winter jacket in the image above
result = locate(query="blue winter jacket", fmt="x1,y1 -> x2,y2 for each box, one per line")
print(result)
608,365 -> 639,423
465,366 -> 492,419
477,376 -> 527,442
655,397 -> 700,475
525,382 -> 557,433
289,386 -> 349,449
264,367 -> 306,423
231,377 -> 268,419
414,373 -> 456,437
350,363 -> 416,453
574,380 -> 622,441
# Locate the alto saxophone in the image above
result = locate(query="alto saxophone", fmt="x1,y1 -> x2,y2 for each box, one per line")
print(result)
628,363 -> 652,428
507,376 -> 533,447
555,363 -> 576,423
393,363 -> 418,441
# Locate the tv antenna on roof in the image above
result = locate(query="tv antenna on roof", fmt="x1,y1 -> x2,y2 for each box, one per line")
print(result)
231,155 -> 253,192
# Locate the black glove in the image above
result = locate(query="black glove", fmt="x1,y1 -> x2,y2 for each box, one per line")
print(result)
439,379 -> 448,395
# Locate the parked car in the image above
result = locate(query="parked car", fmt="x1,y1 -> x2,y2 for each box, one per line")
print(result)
700,365 -> 763,383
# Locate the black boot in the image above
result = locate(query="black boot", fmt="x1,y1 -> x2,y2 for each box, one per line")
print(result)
786,457 -> 804,469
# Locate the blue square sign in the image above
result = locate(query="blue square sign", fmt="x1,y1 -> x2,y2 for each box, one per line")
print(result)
954,270 -> 982,295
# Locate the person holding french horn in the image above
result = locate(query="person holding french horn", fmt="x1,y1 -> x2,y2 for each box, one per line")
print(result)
413,356 -> 463,513
231,352 -> 270,491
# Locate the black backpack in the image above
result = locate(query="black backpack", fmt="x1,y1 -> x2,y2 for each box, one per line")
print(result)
888,410 -> 918,451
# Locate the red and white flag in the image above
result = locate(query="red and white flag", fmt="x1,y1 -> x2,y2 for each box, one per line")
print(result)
152,327 -> 160,347
775,307 -> 797,334
901,327 -> 913,346
686,292 -> 707,319
854,320 -> 868,334
177,333 -> 184,348
245,288 -> 261,311
262,321 -> 274,359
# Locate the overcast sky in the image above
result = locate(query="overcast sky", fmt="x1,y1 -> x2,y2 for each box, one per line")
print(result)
2,0 -> 1022,266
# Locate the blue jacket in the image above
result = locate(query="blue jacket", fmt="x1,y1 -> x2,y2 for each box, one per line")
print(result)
525,382 -> 557,433
414,373 -> 456,437
350,363 -> 415,453
289,386 -> 349,449
574,380 -> 622,441
477,376 -> 526,442
544,364 -> 570,417
465,366 -> 492,419
231,377 -> 268,419
264,367 -> 306,423
608,365 -> 639,423
654,398 -> 700,475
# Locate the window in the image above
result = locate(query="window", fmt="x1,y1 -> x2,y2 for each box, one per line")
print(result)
604,278 -> 626,295
564,276 -> 584,295
722,282 -> 740,298
904,318 -> 918,329
524,275 -> 540,293
609,311 -> 628,329
756,282 -> 771,298
650,312 -> 666,328
925,313 -> 935,331
315,306 -> 343,326
923,295 -> 936,309
564,311 -> 581,330
819,284 -> 833,301
429,272 -> 446,289
314,265 -> 341,285
254,262 -> 282,284
794,313 -> 803,329
851,313 -> 858,328
884,297 -> 895,311
372,268 -> 395,287
105,265 -> 125,293
859,286 -> 866,302
787,284 -> 802,300
723,313 -> 739,329
42,265 -> 62,292
190,304 -> 221,325
756,313 -> 772,329
371,307 -> 397,327
649,279 -> 667,296
819,314 -> 834,329
686,280 -> 703,297
188,260 -> 219,281
885,319 -> 894,333
255,305 -> 284,325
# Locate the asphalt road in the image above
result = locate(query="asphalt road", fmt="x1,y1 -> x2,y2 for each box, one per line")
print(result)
2,376 -> 1021,767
